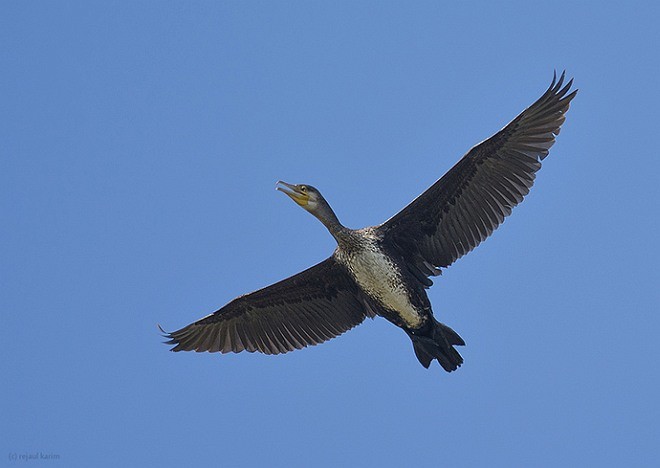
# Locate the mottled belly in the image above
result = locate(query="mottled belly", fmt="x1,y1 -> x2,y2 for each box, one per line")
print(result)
344,249 -> 424,328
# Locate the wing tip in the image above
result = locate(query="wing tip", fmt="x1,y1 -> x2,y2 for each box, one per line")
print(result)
549,70 -> 578,102
157,323 -> 188,351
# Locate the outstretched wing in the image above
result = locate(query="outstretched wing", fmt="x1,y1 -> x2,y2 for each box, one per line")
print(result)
162,257 -> 370,355
378,72 -> 577,275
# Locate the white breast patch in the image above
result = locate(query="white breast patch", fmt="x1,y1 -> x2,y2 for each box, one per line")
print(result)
340,246 -> 423,328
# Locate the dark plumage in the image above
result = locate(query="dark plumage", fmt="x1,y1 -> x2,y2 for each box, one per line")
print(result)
161,72 -> 577,372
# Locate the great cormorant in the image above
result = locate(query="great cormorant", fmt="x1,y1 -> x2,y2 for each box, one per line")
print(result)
161,72 -> 577,372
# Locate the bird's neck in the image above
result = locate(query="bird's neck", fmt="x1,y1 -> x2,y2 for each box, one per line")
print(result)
315,209 -> 354,246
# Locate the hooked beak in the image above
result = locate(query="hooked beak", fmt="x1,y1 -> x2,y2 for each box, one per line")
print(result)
276,180 -> 309,206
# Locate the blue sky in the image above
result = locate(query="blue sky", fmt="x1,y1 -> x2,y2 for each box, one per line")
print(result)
2,1 -> 659,467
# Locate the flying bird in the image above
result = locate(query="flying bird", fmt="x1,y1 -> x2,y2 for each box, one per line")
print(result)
161,72 -> 577,372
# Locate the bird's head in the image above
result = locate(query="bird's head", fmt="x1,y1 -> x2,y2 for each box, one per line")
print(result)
276,181 -> 324,213
276,181 -> 344,238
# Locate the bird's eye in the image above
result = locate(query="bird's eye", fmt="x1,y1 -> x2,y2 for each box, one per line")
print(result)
300,186 -> 307,193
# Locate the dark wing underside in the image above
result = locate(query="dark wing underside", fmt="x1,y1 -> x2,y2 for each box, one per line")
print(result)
378,72 -> 577,275
162,257 -> 370,355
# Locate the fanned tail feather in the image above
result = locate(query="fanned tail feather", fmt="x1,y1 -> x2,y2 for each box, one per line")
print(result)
410,320 -> 465,372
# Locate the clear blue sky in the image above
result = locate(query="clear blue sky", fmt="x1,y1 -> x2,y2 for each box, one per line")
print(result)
2,1 -> 659,467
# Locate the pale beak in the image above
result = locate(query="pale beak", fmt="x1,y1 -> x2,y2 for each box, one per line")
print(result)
276,180 -> 309,206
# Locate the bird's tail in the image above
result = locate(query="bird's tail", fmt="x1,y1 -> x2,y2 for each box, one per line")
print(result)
409,320 -> 465,372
